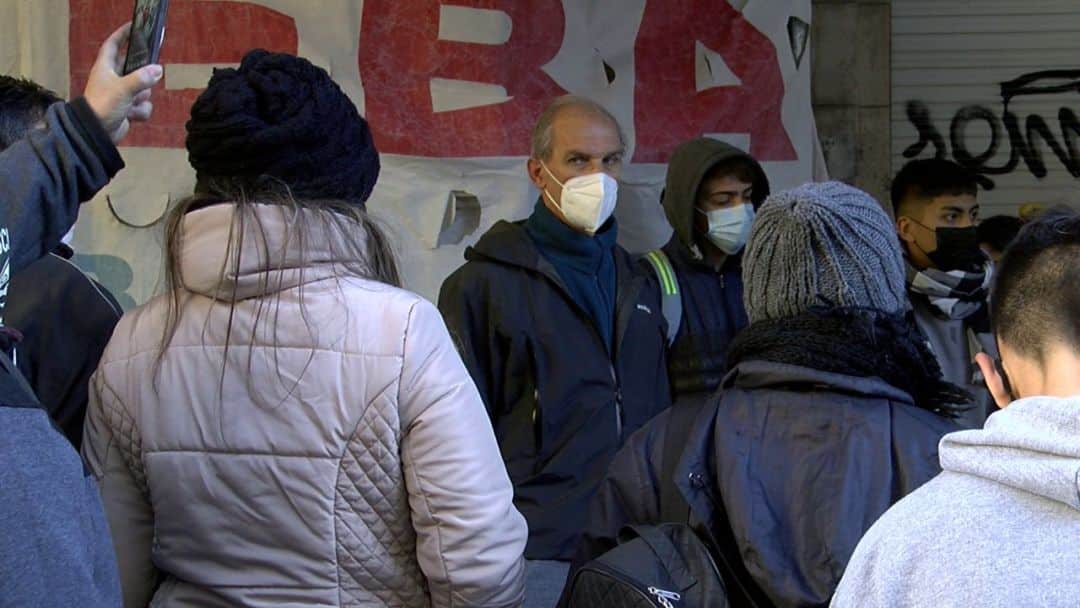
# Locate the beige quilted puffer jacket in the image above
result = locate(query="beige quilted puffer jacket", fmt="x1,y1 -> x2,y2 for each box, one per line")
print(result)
83,203 -> 527,607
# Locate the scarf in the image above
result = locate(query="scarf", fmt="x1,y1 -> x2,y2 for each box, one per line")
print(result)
727,306 -> 972,417
524,201 -> 618,352
907,262 -> 992,321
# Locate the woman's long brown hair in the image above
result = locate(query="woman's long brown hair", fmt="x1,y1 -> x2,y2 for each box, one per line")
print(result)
154,177 -> 401,406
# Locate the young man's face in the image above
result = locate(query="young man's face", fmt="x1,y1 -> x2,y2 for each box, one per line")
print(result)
897,193 -> 980,269
693,174 -> 754,236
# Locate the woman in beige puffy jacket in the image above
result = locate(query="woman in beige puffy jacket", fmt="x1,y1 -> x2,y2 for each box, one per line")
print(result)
82,50 -> 527,608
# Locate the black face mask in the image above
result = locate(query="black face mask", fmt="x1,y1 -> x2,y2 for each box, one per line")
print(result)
926,226 -> 985,272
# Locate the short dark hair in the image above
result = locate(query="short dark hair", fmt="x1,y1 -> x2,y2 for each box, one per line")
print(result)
991,209 -> 1080,360
890,158 -> 979,216
0,76 -> 62,151
704,156 -> 758,185
700,156 -> 768,207
977,215 -> 1023,253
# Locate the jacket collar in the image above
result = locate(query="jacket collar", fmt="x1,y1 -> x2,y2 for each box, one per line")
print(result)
523,200 -> 617,275
179,203 -> 368,301
721,359 -> 916,405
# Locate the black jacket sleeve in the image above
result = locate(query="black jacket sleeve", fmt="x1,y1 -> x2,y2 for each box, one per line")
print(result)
0,97 -> 123,279
437,267 -> 506,418
8,253 -> 123,449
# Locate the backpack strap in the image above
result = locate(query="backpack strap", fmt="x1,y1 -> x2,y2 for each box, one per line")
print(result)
658,401 -> 702,523
644,250 -> 682,345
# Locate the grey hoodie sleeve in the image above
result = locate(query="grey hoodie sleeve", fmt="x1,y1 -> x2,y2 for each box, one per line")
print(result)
0,98 -> 123,320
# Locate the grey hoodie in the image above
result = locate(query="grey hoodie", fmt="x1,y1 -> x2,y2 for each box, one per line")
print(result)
832,396 -> 1080,608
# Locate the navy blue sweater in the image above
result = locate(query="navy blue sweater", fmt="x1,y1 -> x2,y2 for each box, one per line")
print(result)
524,201 -> 617,352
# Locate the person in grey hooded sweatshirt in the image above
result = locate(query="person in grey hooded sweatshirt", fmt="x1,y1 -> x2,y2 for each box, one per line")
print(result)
641,138 -> 769,403
833,209 -> 1080,608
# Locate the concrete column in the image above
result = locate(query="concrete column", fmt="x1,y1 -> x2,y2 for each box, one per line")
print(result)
811,0 -> 892,207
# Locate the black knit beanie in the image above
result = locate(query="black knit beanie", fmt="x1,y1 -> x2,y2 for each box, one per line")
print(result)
185,49 -> 379,207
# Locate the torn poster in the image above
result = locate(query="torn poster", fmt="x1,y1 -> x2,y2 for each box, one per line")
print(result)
49,0 -> 822,306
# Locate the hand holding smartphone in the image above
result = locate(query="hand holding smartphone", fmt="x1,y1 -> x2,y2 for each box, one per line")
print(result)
123,0 -> 170,75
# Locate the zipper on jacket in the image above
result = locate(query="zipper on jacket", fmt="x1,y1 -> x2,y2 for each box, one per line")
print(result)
532,254 -> 636,445
610,364 -> 623,441
531,388 -> 541,451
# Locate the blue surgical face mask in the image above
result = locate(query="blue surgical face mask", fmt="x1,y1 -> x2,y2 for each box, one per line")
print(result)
698,203 -> 755,255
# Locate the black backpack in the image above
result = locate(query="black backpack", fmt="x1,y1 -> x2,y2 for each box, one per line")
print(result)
565,401 -> 751,608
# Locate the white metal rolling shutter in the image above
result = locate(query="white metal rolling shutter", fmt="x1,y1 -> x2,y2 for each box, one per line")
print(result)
892,0 -> 1080,216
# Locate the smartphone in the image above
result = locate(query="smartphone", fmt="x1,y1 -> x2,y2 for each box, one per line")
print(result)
123,0 -> 170,75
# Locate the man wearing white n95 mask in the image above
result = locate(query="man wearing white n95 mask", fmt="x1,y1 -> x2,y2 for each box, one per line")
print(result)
439,95 -> 671,607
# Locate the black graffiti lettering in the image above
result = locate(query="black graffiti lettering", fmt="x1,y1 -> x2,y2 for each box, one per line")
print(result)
1061,107 -> 1080,164
904,100 -> 946,159
1017,112 -> 1080,179
903,70 -> 1080,189
946,106 -> 1013,190
950,105 -> 999,167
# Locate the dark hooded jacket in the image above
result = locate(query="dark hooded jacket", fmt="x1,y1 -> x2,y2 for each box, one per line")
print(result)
7,245 -> 122,449
650,139 -> 769,398
568,360 -> 961,607
0,98 -> 124,608
438,217 -> 671,560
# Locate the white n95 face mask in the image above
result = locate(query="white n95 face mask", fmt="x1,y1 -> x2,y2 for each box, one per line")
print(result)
700,203 -> 755,254
541,162 -> 618,235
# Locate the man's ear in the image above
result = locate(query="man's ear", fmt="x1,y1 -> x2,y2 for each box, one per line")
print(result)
896,215 -> 917,245
975,352 -> 1012,409
526,158 -> 545,191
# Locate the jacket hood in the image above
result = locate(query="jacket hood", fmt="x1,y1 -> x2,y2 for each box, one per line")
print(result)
465,219 -> 544,271
940,396 -> 1080,511
662,138 -> 769,259
179,203 -> 368,300
723,359 -> 916,405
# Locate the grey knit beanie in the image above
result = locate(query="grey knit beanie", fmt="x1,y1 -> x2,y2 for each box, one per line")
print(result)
743,181 -> 907,323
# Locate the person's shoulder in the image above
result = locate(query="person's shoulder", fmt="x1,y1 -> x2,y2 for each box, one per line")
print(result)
0,405 -> 82,483
47,253 -> 123,317
443,255 -> 498,284
338,277 -> 433,317
440,235 -> 535,298
838,470 -> 1030,606
96,290 -> 177,366
862,471 -> 986,555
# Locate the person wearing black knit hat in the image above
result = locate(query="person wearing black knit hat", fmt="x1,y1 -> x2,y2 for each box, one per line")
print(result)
83,49 -> 527,608
567,182 -> 969,607
185,49 -> 380,207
